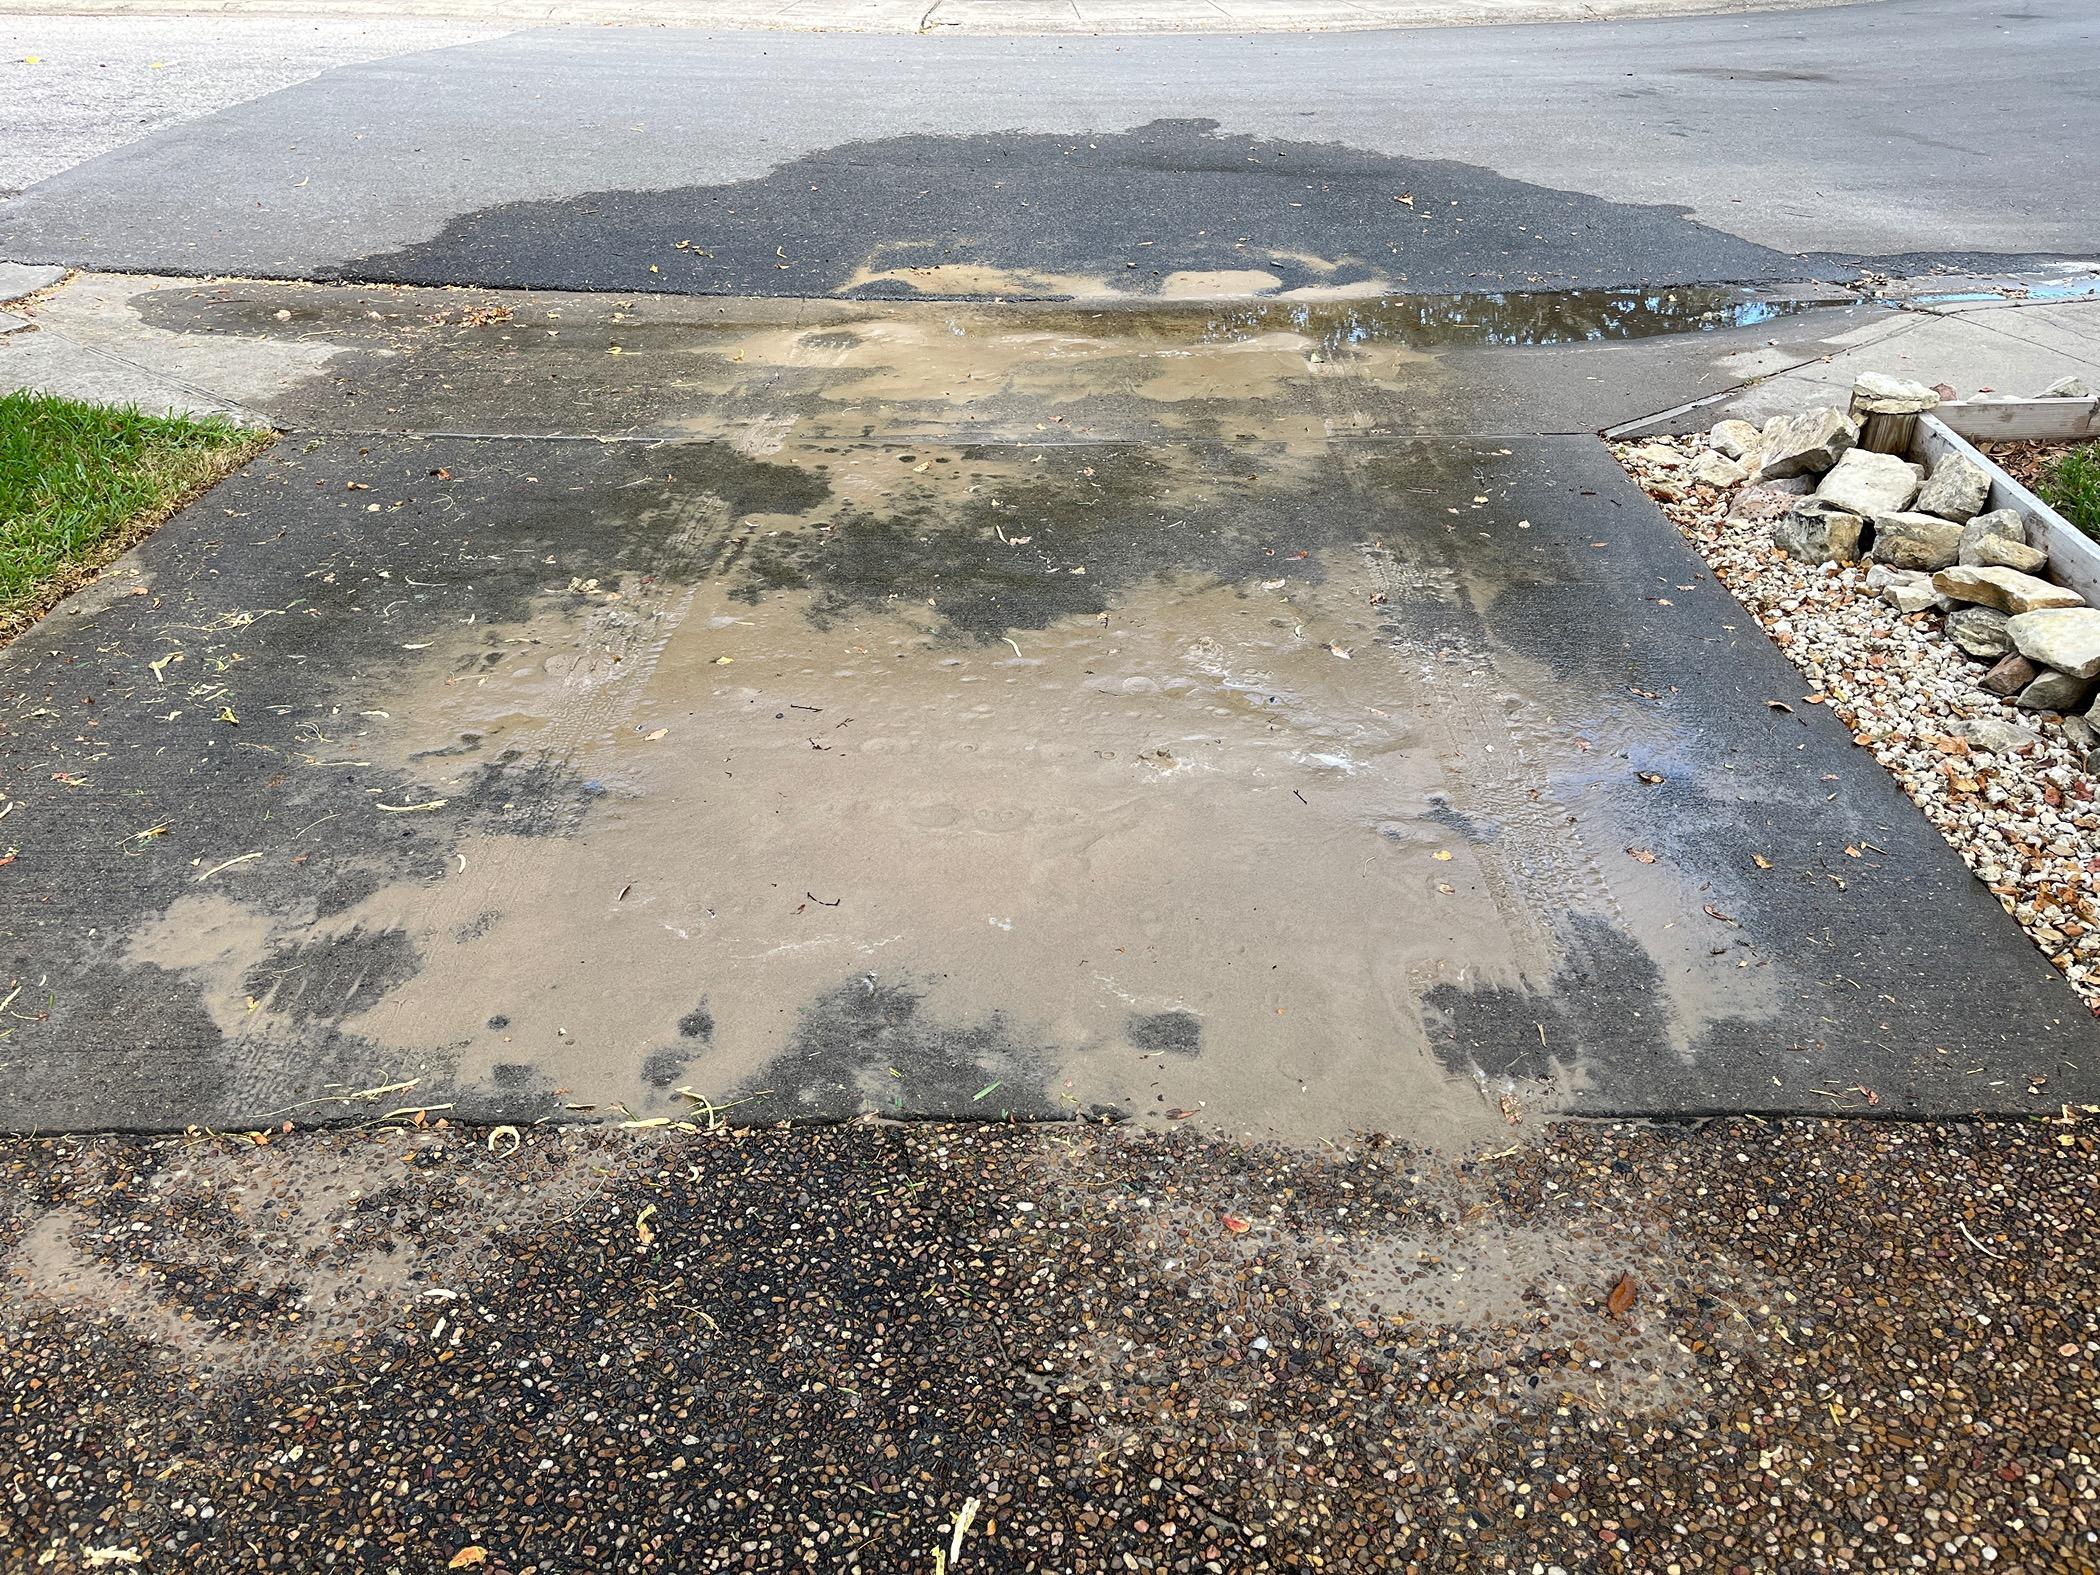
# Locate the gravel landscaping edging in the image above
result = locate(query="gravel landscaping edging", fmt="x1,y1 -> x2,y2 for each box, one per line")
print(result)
1615,384 -> 2100,1013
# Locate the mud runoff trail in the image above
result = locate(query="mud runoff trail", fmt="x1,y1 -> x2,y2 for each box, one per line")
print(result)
0,279 -> 2093,1141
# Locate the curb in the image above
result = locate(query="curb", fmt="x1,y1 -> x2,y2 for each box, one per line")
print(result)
0,0 -> 1858,35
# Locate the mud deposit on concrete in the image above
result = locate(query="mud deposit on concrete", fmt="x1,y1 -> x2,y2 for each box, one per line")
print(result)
1,294 -> 2091,1139
104,274 -> 1832,444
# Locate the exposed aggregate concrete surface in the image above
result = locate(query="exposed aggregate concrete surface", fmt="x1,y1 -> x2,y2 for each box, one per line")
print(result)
4,1115 -> 2098,1572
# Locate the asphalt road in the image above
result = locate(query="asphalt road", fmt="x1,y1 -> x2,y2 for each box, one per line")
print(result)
0,15 -> 495,199
1,0 -> 2095,293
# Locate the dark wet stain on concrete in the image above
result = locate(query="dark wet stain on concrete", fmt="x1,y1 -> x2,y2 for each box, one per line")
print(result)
678,1003 -> 715,1041
1129,1011 -> 1203,1056
1417,798 -> 1501,845
640,1047 -> 693,1089
337,118 -> 1809,298
241,927 -> 419,1026
725,441 -> 1381,643
744,977 -> 1062,1120
1422,917 -> 1803,1115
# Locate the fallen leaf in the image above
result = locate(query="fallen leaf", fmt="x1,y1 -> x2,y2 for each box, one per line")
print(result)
1625,846 -> 1658,865
1752,853 -> 1773,870
1636,771 -> 1664,785
1605,1272 -> 1637,1318
448,1550 -> 489,1570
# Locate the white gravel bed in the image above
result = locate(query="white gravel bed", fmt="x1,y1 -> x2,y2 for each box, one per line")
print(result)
1615,435 -> 2100,1013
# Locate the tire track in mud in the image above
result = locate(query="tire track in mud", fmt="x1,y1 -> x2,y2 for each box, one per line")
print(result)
1301,345 -> 1623,1090
1356,533 -> 1625,979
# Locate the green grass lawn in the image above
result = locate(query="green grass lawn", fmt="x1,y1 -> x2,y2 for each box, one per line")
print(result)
2035,445 -> 2100,542
0,390 -> 271,639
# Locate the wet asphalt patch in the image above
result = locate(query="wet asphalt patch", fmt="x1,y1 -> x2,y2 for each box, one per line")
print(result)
1,379 -> 2092,1138
332,118 -> 1812,299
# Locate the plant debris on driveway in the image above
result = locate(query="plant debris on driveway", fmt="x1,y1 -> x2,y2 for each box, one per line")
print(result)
5,1115 -> 2096,1572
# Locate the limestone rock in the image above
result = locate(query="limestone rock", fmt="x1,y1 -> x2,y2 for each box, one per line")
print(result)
1863,561 -> 1910,591
1883,575 -> 1944,615
2005,607 -> 2100,680
1950,715 -> 2043,754
1981,654 -> 2040,696
1816,449 -> 1921,517
1708,419 -> 1762,461
1770,506 -> 1865,564
2017,670 -> 2094,713
1868,511 -> 1964,571
1932,565 -> 2083,615
1945,606 -> 2013,659
1629,442 -> 1684,470
2065,715 -> 2099,753
1686,449 -> 1748,489
1965,535 -> 2049,574
1755,406 -> 1857,481
1849,372 -> 1940,418
1958,507 -> 2027,558
1913,453 -> 1992,523
2036,376 -> 2094,399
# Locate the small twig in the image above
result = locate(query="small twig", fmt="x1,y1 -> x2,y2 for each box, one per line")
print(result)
196,852 -> 263,883
1956,1219 -> 2003,1259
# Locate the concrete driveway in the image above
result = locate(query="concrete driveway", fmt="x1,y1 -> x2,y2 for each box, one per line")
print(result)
2,276 -> 2091,1140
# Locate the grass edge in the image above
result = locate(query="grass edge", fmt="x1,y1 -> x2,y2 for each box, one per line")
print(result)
0,424 -> 276,646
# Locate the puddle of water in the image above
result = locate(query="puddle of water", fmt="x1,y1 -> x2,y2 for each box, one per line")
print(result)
865,286 -> 1841,349
1869,270 -> 2100,310
130,566 -> 1554,1148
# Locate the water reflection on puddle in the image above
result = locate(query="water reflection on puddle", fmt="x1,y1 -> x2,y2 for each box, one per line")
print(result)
990,286 -> 1848,353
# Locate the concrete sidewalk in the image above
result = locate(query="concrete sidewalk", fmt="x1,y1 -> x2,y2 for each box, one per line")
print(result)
1612,287 -> 2100,434
0,0 -> 1854,34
